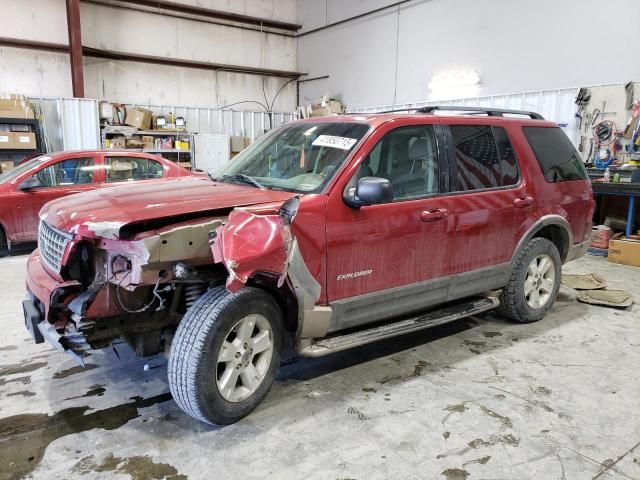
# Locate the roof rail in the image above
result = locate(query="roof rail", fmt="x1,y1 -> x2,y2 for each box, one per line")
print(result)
415,105 -> 545,120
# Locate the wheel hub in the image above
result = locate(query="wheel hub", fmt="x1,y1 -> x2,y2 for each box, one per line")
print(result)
216,314 -> 274,403
524,253 -> 556,309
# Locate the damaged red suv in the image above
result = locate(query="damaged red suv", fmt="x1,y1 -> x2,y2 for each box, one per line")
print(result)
23,106 -> 593,425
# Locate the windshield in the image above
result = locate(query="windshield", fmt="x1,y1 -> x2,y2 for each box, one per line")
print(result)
0,155 -> 51,184
216,122 -> 370,193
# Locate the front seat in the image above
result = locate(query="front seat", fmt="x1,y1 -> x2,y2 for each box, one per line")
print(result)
391,138 -> 433,198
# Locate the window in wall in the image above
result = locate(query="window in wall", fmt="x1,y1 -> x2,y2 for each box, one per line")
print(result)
349,125 -> 439,201
35,157 -> 96,187
105,157 -> 164,182
523,126 -> 587,182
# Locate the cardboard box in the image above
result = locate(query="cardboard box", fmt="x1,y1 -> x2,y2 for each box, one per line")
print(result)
141,135 -> 154,150
125,107 -> 153,130
310,99 -> 344,117
110,137 -> 127,149
125,136 -> 143,149
230,136 -> 251,153
0,108 -> 35,119
0,133 -> 11,149
12,132 -> 36,149
0,160 -> 14,172
608,239 -> 640,267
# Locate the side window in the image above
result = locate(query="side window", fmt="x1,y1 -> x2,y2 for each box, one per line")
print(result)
35,157 -> 95,187
523,126 -> 587,182
450,125 -> 500,191
105,157 -> 162,182
493,127 -> 519,186
350,125 -> 439,201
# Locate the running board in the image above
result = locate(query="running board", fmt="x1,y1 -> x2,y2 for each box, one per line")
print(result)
297,296 -> 499,358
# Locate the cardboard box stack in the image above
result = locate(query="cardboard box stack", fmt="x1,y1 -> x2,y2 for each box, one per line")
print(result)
608,239 -> 640,267
0,94 -> 35,120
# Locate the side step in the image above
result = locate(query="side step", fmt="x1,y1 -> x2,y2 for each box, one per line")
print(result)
298,296 -> 499,358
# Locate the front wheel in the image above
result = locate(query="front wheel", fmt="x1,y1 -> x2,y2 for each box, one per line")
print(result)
168,286 -> 283,425
499,238 -> 561,323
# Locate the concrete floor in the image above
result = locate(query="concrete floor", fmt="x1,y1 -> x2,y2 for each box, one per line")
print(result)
0,252 -> 639,480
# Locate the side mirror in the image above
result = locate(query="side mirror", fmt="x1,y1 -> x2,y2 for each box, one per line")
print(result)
344,176 -> 393,208
18,176 -> 42,191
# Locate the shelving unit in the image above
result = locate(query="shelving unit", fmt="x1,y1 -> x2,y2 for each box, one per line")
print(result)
0,118 -> 44,157
100,125 -> 195,169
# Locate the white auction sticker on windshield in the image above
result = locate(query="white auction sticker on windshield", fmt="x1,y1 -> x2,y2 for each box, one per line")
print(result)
312,135 -> 357,150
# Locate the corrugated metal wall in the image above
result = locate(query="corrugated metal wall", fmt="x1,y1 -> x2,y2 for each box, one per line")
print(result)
128,103 -> 297,142
348,88 -> 581,145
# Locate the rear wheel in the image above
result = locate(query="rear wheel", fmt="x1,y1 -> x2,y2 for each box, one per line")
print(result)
168,286 -> 283,425
0,226 -> 7,256
499,238 -> 561,323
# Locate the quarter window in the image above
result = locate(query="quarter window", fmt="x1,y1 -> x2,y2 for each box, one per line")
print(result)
350,125 -> 439,201
105,157 -> 165,182
523,126 -> 587,182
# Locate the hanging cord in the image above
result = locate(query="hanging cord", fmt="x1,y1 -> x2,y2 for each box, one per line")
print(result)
115,272 -> 172,313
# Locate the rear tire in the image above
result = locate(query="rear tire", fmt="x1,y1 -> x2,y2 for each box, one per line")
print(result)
168,286 -> 283,425
499,238 -> 561,323
0,226 -> 8,256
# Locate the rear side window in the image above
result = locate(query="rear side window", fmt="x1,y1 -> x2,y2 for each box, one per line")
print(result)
523,127 -> 587,182
449,125 -> 519,191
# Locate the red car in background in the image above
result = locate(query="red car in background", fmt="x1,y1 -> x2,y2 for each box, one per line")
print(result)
0,150 -> 198,250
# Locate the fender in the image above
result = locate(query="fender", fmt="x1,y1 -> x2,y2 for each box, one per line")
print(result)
211,197 -> 333,338
511,214 -> 573,265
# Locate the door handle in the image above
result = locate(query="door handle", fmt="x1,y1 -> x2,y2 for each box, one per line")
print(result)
513,196 -> 534,208
420,208 -> 448,222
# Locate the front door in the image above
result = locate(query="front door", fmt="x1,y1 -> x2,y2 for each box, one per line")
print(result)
325,121 -> 454,330
15,156 -> 98,240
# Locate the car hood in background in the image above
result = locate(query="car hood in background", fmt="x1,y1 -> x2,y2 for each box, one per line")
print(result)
41,177 -> 295,239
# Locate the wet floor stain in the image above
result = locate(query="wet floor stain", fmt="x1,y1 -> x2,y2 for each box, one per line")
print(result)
52,363 -> 98,379
463,340 -> 487,348
443,431 -> 451,439
0,392 -> 172,480
6,390 -> 35,398
64,384 -> 106,400
463,455 -> 491,466
0,376 -> 31,387
480,406 -> 513,428
0,346 -> 18,351
378,360 -> 430,384
531,386 -> 552,396
441,468 -> 470,480
346,407 -> 369,421
482,331 -> 502,338
362,387 -> 377,393
72,453 -> 187,480
0,361 -> 47,377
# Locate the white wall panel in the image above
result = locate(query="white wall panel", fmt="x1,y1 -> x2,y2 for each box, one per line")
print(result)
298,0 -> 640,109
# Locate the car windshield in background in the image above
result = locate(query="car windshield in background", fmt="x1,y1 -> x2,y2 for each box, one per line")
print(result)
216,122 -> 370,193
0,155 -> 51,184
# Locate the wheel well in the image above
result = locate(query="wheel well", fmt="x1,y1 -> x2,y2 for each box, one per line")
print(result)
0,223 -> 7,249
246,274 -> 299,333
532,225 -> 570,262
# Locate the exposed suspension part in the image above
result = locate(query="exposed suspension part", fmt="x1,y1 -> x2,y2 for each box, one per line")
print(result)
184,283 -> 207,309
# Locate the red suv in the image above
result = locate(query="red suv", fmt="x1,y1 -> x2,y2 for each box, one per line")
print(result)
23,107 -> 593,425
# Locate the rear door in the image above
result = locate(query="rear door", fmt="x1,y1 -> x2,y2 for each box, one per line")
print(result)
442,120 -> 527,272
14,155 -> 99,240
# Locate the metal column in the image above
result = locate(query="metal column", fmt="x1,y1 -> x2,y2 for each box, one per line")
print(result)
66,0 -> 85,97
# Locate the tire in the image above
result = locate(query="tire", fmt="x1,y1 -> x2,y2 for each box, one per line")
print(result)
168,286 -> 283,425
0,226 -> 7,256
499,237 -> 561,323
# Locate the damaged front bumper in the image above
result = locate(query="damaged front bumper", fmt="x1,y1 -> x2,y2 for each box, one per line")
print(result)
24,249 -> 88,364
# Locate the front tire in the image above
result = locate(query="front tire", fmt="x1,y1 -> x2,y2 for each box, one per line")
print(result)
499,238 -> 561,323
0,226 -> 7,256
168,286 -> 283,425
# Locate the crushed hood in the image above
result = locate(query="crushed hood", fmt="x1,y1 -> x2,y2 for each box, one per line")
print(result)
41,177 -> 295,239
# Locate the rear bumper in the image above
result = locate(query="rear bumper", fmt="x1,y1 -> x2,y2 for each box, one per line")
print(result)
565,238 -> 591,263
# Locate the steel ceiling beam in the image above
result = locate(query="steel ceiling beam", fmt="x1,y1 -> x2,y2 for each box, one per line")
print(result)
66,0 -> 85,97
103,0 -> 301,31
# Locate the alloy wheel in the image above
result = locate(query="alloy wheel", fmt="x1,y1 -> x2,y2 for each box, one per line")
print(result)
216,314 -> 274,402
524,254 -> 556,309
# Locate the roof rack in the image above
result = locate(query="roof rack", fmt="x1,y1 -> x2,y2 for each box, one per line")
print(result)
415,105 -> 544,120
